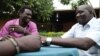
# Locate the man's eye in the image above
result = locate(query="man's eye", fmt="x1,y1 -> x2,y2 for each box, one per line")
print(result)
27,14 -> 32,16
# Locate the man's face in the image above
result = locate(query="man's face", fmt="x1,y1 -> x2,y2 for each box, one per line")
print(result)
76,6 -> 91,25
19,9 -> 32,24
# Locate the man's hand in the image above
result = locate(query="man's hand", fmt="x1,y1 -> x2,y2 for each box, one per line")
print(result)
41,36 -> 46,43
9,25 -> 25,34
40,36 -> 51,46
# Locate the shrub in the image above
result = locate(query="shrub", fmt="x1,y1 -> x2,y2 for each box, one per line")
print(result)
40,32 -> 64,37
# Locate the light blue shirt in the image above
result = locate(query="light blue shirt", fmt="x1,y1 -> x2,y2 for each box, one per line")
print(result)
61,17 -> 100,56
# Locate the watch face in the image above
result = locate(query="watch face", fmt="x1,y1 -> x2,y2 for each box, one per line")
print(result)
41,38 -> 52,47
41,41 -> 50,46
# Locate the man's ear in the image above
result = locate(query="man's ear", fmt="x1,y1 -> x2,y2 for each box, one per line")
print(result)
89,11 -> 94,16
89,11 -> 92,14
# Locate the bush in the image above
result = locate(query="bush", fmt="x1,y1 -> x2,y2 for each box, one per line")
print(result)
40,32 -> 64,37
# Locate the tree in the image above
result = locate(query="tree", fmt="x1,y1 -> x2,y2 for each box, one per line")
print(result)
0,0 -> 54,22
60,0 -> 98,17
60,0 -> 88,9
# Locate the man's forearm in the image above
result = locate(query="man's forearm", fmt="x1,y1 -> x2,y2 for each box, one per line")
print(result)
16,35 -> 41,52
23,30 -> 31,35
0,35 -> 41,56
51,38 -> 95,50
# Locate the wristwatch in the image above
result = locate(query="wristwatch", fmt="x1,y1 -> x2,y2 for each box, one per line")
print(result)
46,37 -> 52,45
42,37 -> 52,46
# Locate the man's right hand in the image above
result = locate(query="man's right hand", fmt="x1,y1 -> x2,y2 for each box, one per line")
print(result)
9,25 -> 25,34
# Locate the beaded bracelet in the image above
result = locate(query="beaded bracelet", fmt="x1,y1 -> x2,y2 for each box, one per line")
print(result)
7,36 -> 20,54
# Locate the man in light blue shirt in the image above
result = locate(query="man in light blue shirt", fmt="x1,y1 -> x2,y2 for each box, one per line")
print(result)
41,5 -> 100,56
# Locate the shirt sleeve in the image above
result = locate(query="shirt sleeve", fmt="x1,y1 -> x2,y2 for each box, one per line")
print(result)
28,22 -> 39,35
85,25 -> 100,46
0,20 -> 12,37
61,24 -> 78,38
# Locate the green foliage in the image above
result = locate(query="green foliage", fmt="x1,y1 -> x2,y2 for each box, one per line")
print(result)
60,0 -> 88,9
60,0 -> 71,5
40,32 -> 64,37
0,0 -> 54,22
71,0 -> 88,9
31,0 -> 54,22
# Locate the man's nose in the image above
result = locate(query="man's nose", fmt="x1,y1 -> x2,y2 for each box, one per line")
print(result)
76,13 -> 80,17
28,15 -> 32,19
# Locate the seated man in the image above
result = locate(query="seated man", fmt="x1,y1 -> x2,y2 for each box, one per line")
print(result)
41,5 -> 100,56
0,5 -> 38,38
0,35 -> 41,56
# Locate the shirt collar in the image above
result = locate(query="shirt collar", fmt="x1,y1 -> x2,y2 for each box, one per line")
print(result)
78,17 -> 96,28
17,18 -> 30,27
86,17 -> 96,27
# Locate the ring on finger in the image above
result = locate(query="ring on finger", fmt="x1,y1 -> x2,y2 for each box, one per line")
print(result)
12,28 -> 14,31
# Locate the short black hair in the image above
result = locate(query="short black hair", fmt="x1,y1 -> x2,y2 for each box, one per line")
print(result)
18,5 -> 33,13
78,5 -> 94,14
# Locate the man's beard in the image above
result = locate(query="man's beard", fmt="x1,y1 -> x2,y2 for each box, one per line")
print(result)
22,17 -> 30,25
